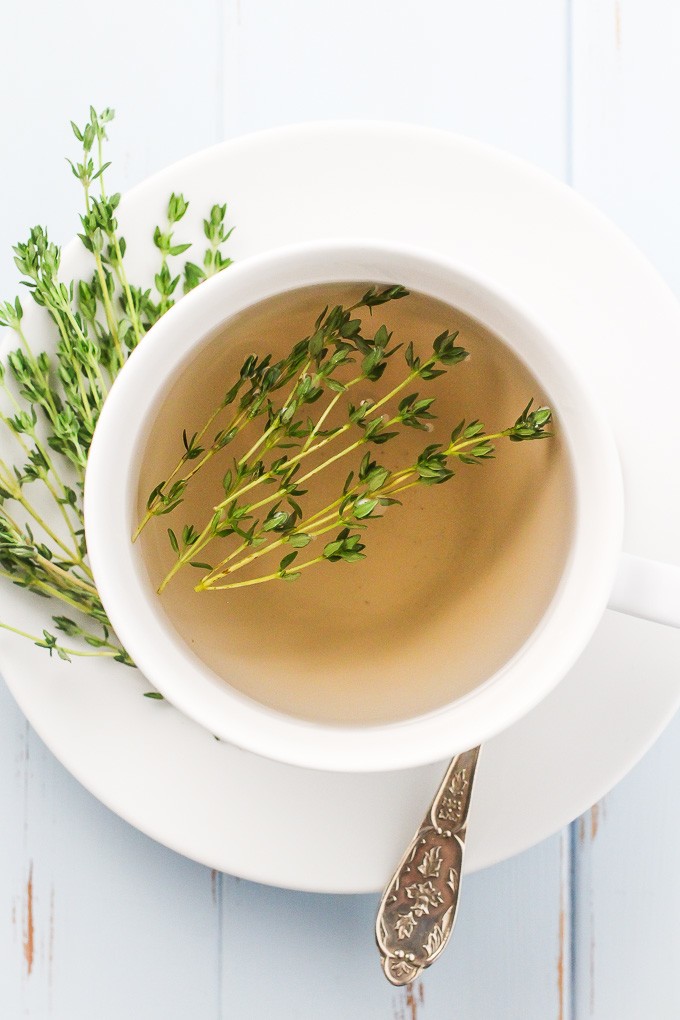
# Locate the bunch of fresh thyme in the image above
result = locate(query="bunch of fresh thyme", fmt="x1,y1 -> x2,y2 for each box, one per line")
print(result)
0,107 -> 234,664
137,292 -> 553,595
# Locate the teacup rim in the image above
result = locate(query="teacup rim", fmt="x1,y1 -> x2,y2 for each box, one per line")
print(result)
84,237 -> 624,772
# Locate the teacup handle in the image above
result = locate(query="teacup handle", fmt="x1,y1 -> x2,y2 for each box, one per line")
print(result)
609,553 -> 680,630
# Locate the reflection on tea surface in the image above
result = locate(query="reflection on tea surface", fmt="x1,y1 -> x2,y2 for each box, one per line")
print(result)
137,284 -> 574,725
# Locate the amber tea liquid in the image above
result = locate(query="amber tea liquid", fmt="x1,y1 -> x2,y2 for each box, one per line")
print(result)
136,284 -> 574,725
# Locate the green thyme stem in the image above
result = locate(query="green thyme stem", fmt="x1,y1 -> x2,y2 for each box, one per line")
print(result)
0,621 -> 120,658
158,422 -> 375,592
237,357 -> 313,467
203,452 -> 430,588
132,405 -> 252,540
82,175 -> 124,370
299,371 -> 370,453
144,289 -> 409,570
198,510 -> 350,588
89,355 -> 109,403
204,486 -> 353,579
110,235 -> 144,347
0,474 -> 81,563
0,400 -> 84,548
156,247 -> 171,317
0,105 -> 238,667
178,307 -> 389,524
96,131 -> 144,349
204,234 -> 221,279
3,571 -> 99,619
87,225 -> 121,356
35,581 -> 98,616
201,444 -> 434,588
48,300 -> 95,427
371,428 -> 521,495
26,467 -> 82,559
54,290 -> 109,402
12,324 -> 61,421
201,554 -> 325,591
157,367 -> 426,591
0,561 -> 93,609
33,555 -> 99,597
211,365 -> 421,517
299,389 -> 344,452
287,432 -> 380,496
1,499 -> 94,592
242,409 -> 400,522
200,424 -> 534,588
177,409 -> 250,484
36,293 -> 91,418
198,493 -> 348,582
232,360 -> 426,505
0,381 -> 63,467
210,416 -> 354,514
144,258 -> 553,600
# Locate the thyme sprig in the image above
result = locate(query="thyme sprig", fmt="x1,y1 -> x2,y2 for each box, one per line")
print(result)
134,284 -> 410,539
0,105 -> 553,669
142,295 -> 552,595
0,107 -> 234,664
195,407 -> 550,591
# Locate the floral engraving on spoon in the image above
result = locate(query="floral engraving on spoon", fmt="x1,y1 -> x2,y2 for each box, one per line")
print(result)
376,747 -> 480,985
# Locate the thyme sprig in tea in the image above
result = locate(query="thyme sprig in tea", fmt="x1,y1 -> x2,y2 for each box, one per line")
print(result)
0,105 -> 553,668
139,296 -> 553,595
0,107 -> 234,664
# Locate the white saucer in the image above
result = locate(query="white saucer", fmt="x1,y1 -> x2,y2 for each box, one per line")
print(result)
2,123 -> 679,894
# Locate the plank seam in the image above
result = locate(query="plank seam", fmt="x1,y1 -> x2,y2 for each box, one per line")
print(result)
217,871 -> 224,1019
216,0 -> 226,141
565,0 -> 574,185
569,820 -> 579,1020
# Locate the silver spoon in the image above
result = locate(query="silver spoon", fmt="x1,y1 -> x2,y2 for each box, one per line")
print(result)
375,745 -> 480,985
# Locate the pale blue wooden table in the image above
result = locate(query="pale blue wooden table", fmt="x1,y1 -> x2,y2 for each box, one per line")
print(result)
2,2 -> 680,1016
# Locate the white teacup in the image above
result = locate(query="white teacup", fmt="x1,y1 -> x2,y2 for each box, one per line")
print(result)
84,240 -> 680,772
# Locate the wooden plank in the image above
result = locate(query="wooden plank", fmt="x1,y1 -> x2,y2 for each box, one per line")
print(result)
0,0 -> 224,291
218,4 -> 571,1017
0,0 -> 225,1015
0,678 -> 224,1017
0,683 -> 32,1008
572,1 -> 680,1014
573,714 -> 680,1018
0,687 -> 222,1018
0,1 -> 578,1016
572,0 -> 680,291
222,0 -> 570,177
220,832 -> 570,1020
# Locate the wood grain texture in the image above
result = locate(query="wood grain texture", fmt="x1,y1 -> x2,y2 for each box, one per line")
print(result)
572,0 -> 680,293
217,2 -> 571,1013
572,2 -> 680,1014
2,0 -> 678,1015
0,687 -> 223,1019
0,674 -> 226,1018
0,1 -> 226,1017
573,716 -> 680,1018
0,0 -> 224,290
222,0 -> 569,176
220,833 -> 570,1020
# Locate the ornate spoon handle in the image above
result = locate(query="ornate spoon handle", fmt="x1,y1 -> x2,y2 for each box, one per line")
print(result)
375,745 -> 481,985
